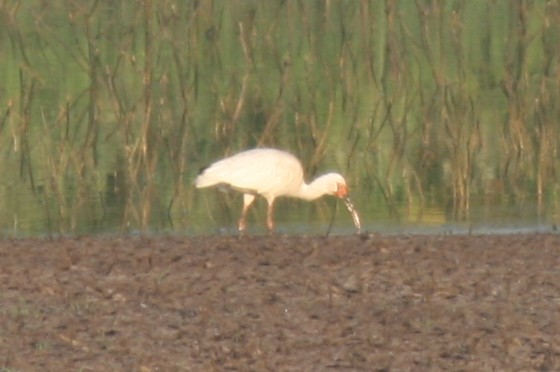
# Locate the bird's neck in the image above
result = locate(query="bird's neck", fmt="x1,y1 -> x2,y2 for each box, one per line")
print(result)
293,177 -> 331,201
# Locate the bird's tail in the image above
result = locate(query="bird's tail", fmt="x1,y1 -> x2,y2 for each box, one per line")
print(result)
194,173 -> 217,188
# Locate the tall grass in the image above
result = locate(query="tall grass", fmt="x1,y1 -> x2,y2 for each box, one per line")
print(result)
0,0 -> 558,235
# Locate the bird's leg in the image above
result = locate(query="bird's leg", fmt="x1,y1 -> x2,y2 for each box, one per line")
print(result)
266,200 -> 275,234
239,194 -> 256,234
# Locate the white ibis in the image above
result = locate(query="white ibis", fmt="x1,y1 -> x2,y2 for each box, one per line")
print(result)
195,148 -> 361,233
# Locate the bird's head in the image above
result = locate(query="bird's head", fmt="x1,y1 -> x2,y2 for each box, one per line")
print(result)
321,173 -> 349,198
336,182 -> 349,198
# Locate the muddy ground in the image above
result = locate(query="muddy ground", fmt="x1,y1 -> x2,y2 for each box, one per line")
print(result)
0,233 -> 559,371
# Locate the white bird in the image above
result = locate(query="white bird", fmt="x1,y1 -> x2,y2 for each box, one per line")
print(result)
195,148 -> 360,233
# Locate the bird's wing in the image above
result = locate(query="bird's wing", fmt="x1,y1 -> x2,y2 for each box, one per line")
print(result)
196,149 -> 304,196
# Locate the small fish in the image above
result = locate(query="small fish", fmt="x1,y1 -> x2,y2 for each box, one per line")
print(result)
343,197 -> 362,234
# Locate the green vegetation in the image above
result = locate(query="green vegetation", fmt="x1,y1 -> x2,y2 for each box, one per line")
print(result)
0,1 -> 558,235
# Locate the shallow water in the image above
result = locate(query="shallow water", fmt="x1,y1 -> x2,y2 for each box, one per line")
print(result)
185,194 -> 558,236
0,175 -> 556,237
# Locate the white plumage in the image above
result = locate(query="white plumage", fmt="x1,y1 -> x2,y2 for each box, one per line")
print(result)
195,148 -> 350,233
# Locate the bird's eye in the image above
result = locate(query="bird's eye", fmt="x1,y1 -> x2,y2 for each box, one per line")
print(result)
335,183 -> 348,197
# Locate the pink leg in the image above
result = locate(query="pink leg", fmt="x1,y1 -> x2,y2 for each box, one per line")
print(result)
266,199 -> 275,233
239,194 -> 256,233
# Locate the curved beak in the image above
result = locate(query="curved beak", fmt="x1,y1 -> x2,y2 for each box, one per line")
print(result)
335,183 -> 348,198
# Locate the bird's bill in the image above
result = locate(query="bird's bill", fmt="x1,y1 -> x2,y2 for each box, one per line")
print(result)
335,183 -> 348,198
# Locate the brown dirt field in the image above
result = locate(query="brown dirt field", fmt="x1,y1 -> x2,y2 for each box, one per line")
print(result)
0,234 -> 559,371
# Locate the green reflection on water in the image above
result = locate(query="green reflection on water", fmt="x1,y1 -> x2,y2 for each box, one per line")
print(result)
0,1 -> 559,236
